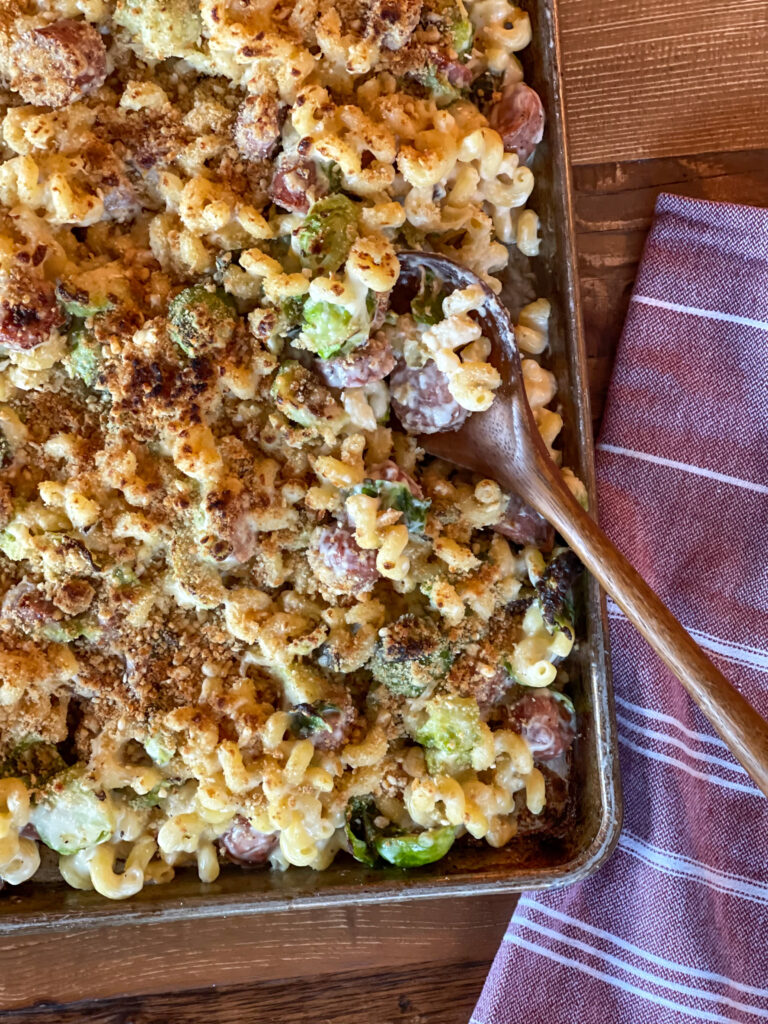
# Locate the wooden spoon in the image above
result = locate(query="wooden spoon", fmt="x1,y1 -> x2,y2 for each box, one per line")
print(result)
395,250 -> 768,798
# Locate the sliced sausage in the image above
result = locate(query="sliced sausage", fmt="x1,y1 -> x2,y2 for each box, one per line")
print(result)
514,762 -> 569,834
292,690 -> 358,753
10,19 -> 107,108
0,268 -> 64,350
470,665 -> 512,718
312,334 -> 395,390
2,580 -> 59,631
269,155 -> 326,215
488,82 -> 545,163
389,357 -> 470,435
233,94 -> 285,161
493,493 -> 554,550
311,704 -> 357,751
504,690 -> 576,760
311,524 -> 380,595
366,460 -> 424,499
432,51 -> 480,89
219,817 -> 278,866
204,488 -> 258,564
82,141 -> 141,223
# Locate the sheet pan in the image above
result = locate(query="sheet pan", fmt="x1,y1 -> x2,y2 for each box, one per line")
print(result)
0,0 -> 621,933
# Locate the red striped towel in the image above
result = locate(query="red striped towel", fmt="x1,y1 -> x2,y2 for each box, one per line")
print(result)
473,192 -> 768,1024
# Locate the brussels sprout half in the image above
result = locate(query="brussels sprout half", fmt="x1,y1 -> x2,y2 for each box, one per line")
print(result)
300,299 -> 370,359
168,285 -> 238,357
345,796 -> 456,868
374,826 -> 456,867
412,694 -> 484,773
296,194 -> 358,273
271,360 -> 346,431
56,283 -> 114,320
67,330 -> 102,387
31,768 -> 115,855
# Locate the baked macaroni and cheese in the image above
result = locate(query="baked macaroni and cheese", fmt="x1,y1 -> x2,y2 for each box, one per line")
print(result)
0,0 -> 585,898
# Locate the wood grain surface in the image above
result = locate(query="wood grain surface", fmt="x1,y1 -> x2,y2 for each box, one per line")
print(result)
559,0 -> 768,164
2,961 -> 493,1024
574,148 -> 768,426
0,895 -> 515,1013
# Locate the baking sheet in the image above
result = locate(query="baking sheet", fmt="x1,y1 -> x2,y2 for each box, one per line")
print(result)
0,0 -> 621,933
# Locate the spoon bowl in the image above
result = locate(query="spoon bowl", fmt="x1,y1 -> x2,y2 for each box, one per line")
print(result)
395,250 -> 768,799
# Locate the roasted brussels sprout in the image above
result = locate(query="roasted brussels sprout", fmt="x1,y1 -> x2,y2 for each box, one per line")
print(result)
535,549 -> 582,638
296,194 -> 358,272
369,614 -> 451,698
168,285 -> 238,356
0,739 -> 67,786
67,330 -> 101,386
271,360 -> 346,430
345,796 -> 456,868
412,693 -> 484,772
350,480 -> 430,535
56,283 -> 113,319
31,766 -> 114,855
374,826 -> 456,867
300,299 -> 370,359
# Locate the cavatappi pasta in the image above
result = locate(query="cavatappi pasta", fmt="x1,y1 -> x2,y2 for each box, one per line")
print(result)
0,0 -> 583,897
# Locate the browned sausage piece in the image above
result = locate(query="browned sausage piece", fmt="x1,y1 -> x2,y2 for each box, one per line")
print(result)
233,94 -> 285,161
10,19 -> 107,108
0,267 -> 64,350
81,141 -> 141,223
493,492 -> 554,550
219,817 -> 278,865
311,701 -> 358,752
312,334 -> 396,390
366,459 -> 424,499
293,690 -> 359,753
1,580 -> 59,632
504,690 -> 576,760
389,357 -> 470,435
312,524 -> 380,595
514,762 -> 569,834
269,155 -> 326,214
487,82 -> 545,163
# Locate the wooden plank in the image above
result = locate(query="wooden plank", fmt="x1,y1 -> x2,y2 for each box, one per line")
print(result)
0,894 -> 515,1012
558,0 -> 768,164
1,960 -> 490,1024
573,148 -> 768,426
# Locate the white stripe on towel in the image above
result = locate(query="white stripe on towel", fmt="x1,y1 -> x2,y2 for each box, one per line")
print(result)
632,294 -> 768,333
596,443 -> 768,496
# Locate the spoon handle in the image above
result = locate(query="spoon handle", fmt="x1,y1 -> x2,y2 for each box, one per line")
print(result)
530,460 -> 768,799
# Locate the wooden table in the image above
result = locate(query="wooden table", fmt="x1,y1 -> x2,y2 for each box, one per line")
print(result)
3,3 -> 768,1021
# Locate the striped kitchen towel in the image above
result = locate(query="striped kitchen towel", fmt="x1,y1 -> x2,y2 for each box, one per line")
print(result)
473,192 -> 768,1023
